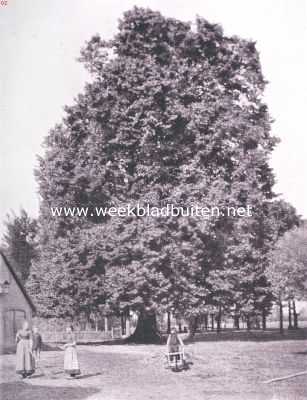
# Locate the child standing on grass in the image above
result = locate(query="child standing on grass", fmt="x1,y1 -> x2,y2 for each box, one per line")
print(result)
166,327 -> 184,362
63,325 -> 81,378
32,326 -> 43,361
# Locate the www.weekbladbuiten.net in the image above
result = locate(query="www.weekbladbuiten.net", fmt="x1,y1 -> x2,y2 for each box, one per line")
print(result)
50,204 -> 253,219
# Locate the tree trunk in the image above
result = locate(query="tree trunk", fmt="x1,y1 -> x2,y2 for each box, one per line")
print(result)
121,313 -> 126,335
217,306 -> 222,333
234,315 -> 240,330
262,309 -> 266,331
167,312 -> 171,334
246,315 -> 251,331
204,313 -> 208,331
126,311 -> 161,343
279,301 -> 284,335
292,300 -> 298,329
187,316 -> 199,339
288,301 -> 293,330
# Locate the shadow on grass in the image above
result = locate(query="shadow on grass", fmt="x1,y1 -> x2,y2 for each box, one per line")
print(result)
42,372 -> 103,380
86,328 -> 307,346
164,360 -> 192,373
184,328 -> 307,344
77,372 -> 102,379
293,350 -> 307,355
87,339 -> 166,346
0,381 -> 99,400
87,338 -> 126,346
28,373 -> 45,379
38,328 -> 307,349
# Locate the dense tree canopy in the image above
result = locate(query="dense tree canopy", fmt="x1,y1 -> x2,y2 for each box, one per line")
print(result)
1,209 -> 38,283
28,8 -> 299,341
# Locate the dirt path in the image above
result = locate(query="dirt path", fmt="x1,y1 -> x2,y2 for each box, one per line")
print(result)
1,341 -> 307,400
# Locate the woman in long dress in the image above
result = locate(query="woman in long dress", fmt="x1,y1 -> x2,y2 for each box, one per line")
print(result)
63,326 -> 81,378
16,320 -> 35,379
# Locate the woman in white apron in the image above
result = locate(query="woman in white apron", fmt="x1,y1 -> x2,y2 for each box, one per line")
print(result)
63,326 -> 81,378
16,320 -> 35,378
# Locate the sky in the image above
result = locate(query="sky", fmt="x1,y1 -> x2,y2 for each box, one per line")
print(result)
1,0 -> 307,232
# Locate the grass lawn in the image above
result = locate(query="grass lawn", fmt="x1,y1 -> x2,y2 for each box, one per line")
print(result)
1,335 -> 307,400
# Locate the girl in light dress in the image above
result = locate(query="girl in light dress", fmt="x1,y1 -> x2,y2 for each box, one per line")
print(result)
166,326 -> 185,362
63,325 -> 81,378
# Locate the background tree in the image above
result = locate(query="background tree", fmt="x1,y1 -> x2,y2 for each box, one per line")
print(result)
221,200 -> 300,331
29,7 -> 297,341
1,209 -> 38,283
27,226 -> 107,320
267,223 -> 307,332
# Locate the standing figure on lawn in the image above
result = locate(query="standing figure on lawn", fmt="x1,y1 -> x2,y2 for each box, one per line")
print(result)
63,325 -> 81,378
32,326 -> 43,361
16,320 -> 35,379
166,327 -> 185,370
167,327 -> 185,358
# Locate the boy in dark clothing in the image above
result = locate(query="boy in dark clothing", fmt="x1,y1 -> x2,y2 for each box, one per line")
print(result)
32,327 -> 43,361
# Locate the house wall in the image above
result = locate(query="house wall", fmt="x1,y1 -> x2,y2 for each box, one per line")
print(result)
0,258 -> 33,353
